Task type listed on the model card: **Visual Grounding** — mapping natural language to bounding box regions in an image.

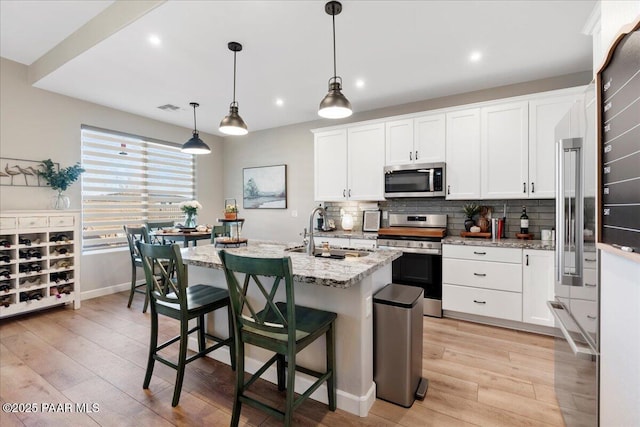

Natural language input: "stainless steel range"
[377,213,447,317]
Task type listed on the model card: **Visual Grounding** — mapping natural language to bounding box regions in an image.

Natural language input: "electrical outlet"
[291,210,298,217]
[366,295,372,318]
[382,211,389,220]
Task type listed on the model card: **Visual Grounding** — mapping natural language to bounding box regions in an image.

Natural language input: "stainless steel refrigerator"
[548,83,599,427]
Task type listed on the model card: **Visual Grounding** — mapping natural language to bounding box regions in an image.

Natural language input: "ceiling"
[0,0,596,137]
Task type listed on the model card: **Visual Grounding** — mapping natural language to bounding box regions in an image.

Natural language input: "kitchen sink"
[285,246,371,258]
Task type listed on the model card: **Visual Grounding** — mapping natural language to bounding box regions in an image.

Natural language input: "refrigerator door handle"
[547,300,596,360]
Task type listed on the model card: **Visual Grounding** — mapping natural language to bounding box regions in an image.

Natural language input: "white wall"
[595,4,640,425]
[0,57,225,293]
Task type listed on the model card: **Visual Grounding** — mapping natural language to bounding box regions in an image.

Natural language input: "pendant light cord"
[332,11,337,79]
[233,51,237,104]
[192,104,198,133]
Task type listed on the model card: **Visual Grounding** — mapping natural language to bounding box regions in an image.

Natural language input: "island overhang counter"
[181,240,401,417]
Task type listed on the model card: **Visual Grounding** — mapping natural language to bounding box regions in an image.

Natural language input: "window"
[81,126,195,252]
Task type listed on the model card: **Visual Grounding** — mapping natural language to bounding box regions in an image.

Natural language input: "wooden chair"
[219,250,337,426]
[211,224,231,244]
[147,220,176,245]
[138,242,235,407]
[124,225,151,312]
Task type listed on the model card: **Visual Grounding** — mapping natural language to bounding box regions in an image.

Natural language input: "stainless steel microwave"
[384,162,446,198]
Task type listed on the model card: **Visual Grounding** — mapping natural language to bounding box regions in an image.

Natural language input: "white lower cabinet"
[522,249,555,327]
[443,244,557,328]
[443,244,522,322]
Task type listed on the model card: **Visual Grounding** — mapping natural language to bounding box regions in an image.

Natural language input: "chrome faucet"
[307,206,327,255]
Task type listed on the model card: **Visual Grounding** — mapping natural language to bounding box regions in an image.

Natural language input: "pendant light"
[181,102,211,154]
[318,1,352,119]
[219,41,248,135]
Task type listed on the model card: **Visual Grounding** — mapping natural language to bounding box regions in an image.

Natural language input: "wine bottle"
[1,295,11,307]
[0,269,11,279]
[0,255,10,263]
[19,237,31,246]
[0,282,11,292]
[0,239,11,248]
[520,206,529,234]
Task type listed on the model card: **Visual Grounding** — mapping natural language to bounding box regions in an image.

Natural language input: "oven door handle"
[547,300,597,360]
[378,245,442,255]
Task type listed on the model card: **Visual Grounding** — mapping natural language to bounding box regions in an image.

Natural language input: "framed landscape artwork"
[243,165,287,209]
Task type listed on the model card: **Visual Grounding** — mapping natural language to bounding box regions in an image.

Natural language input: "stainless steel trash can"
[373,283,428,407]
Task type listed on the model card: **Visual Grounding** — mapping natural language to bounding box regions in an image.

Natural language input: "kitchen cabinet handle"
[523,182,526,193]
[343,189,346,198]
[409,151,413,161]
[526,254,529,266]
[585,258,596,262]
[415,150,419,160]
[473,272,486,277]
[585,283,597,287]
[587,315,597,320]
[447,185,450,195]
[473,251,486,255]
[348,189,351,197]
[473,300,486,304]
[531,182,535,193]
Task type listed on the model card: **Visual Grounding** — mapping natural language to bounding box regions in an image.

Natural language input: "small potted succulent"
[462,203,480,232]
[224,204,238,220]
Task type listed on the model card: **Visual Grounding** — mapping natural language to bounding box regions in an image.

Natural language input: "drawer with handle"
[0,217,17,231]
[18,216,48,229]
[443,258,522,292]
[443,244,522,263]
[49,216,75,228]
[443,284,522,321]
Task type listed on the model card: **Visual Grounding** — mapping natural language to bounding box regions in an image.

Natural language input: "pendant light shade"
[219,42,248,136]
[182,102,211,154]
[318,1,352,119]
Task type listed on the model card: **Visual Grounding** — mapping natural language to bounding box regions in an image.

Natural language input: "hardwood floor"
[0,292,564,426]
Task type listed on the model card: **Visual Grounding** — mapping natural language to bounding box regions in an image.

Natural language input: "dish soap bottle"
[520,206,529,234]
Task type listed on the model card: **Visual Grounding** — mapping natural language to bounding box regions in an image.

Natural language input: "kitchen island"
[181,240,401,417]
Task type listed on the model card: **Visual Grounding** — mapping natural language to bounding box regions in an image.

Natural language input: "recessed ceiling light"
[148,34,161,46]
[275,98,284,107]
[469,51,482,62]
[355,79,365,88]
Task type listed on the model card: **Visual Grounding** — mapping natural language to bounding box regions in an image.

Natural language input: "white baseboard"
[80,281,139,301]
[188,337,376,417]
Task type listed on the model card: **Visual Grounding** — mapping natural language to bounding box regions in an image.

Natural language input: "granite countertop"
[313,230,378,240]
[443,236,555,251]
[181,240,401,288]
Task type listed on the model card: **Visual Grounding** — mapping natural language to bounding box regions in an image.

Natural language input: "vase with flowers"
[37,159,85,209]
[179,200,202,228]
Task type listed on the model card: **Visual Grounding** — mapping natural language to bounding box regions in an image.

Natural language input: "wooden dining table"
[150,230,212,247]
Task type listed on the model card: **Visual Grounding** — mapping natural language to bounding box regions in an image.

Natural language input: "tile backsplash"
[323,199,555,239]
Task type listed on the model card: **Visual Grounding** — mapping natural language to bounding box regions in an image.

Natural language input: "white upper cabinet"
[385,119,414,165]
[385,114,445,166]
[446,108,481,199]
[314,124,385,202]
[529,92,583,198]
[481,101,529,199]
[314,129,348,201]
[347,123,386,201]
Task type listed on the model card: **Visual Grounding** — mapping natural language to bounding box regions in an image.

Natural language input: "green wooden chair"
[219,250,337,427]
[124,225,151,312]
[138,242,235,407]
[211,224,231,244]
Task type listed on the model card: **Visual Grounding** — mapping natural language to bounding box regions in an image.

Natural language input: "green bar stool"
[123,225,151,312]
[138,242,235,407]
[219,250,337,427]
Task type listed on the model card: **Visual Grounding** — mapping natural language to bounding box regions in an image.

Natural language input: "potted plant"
[224,204,238,220]
[462,203,480,232]
[179,200,202,228]
[37,159,85,209]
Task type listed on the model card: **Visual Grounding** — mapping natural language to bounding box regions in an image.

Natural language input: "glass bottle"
[520,206,529,234]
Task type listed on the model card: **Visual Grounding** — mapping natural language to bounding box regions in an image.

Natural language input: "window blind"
[81,127,195,252]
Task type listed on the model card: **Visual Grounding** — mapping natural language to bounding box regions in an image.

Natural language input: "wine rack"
[0,211,80,318]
